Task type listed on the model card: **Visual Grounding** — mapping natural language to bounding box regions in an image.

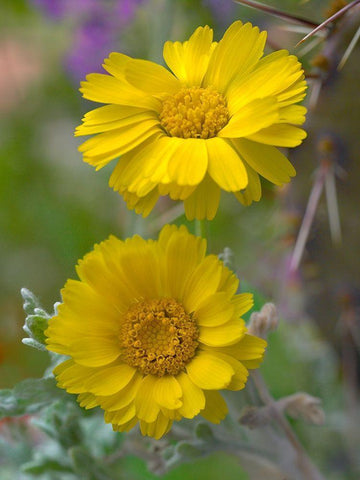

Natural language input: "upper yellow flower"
[45,225,266,439]
[76,21,307,219]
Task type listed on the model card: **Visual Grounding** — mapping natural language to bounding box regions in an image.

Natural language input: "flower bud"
[248,303,279,338]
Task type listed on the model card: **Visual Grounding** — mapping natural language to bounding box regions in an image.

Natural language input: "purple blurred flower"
[31,0,97,19]
[203,0,236,25]
[30,0,145,81]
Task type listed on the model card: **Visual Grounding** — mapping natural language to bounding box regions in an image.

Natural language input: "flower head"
[76,21,307,219]
[45,225,266,439]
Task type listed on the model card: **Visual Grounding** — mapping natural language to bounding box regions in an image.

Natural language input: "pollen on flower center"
[159,86,229,139]
[119,298,199,376]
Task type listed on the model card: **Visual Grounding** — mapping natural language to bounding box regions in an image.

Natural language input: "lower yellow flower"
[45,225,266,439]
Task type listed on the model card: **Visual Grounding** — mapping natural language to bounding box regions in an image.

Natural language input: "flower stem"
[251,370,326,480]
[195,219,207,239]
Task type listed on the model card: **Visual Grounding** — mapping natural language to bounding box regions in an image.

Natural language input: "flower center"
[119,298,199,376]
[159,86,229,139]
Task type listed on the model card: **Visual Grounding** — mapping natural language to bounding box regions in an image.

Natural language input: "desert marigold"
[45,225,266,439]
[75,20,307,220]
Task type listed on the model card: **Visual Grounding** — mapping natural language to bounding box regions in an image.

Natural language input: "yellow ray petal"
[97,373,142,412]
[218,97,279,138]
[183,255,223,312]
[78,118,160,158]
[206,137,248,191]
[248,124,307,147]
[186,351,234,389]
[234,163,262,206]
[54,359,93,394]
[232,293,254,317]
[101,52,130,79]
[219,334,267,362]
[69,336,121,367]
[104,403,136,425]
[198,318,246,347]
[232,138,296,185]
[196,291,235,327]
[125,58,181,95]
[217,265,239,297]
[184,174,221,221]
[210,352,248,391]
[134,375,160,423]
[80,73,161,110]
[84,364,136,395]
[167,138,208,186]
[153,376,183,409]
[140,412,173,439]
[161,225,206,299]
[176,372,205,418]
[120,188,160,217]
[227,51,304,113]
[163,25,214,86]
[204,21,266,93]
[77,392,99,409]
[200,390,228,423]
[75,111,156,137]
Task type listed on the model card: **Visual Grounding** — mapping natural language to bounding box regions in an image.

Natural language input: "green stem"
[194,219,207,239]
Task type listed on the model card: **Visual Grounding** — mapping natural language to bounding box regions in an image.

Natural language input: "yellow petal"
[232,138,296,185]
[234,163,262,206]
[200,390,228,423]
[159,182,196,200]
[69,336,121,367]
[163,25,214,86]
[54,359,93,394]
[84,364,136,395]
[184,174,221,221]
[134,375,160,423]
[112,135,177,193]
[196,291,235,327]
[120,188,160,217]
[248,124,307,147]
[199,318,246,347]
[218,97,279,138]
[80,73,161,110]
[76,104,145,131]
[139,412,173,439]
[112,417,138,432]
[206,137,248,191]
[210,352,248,391]
[77,393,99,409]
[167,138,208,186]
[227,50,304,113]
[204,21,266,93]
[232,293,254,317]
[217,265,239,297]
[177,372,205,419]
[162,225,206,299]
[97,373,142,412]
[279,105,307,125]
[101,52,129,79]
[186,351,234,389]
[219,334,267,364]
[125,58,181,95]
[78,117,160,158]
[153,376,182,409]
[104,403,136,425]
[183,255,223,312]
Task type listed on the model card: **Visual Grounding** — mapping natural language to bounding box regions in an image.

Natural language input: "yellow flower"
[76,21,307,220]
[45,225,266,439]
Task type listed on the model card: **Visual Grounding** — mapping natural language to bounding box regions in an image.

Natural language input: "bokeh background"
[1,0,359,478]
